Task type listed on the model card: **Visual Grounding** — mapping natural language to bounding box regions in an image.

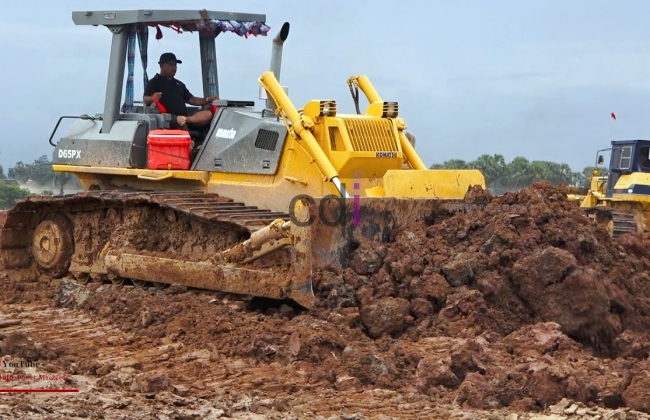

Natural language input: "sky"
[2,0,650,173]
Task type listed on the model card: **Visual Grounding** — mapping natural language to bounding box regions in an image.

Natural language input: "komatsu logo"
[215,128,237,140]
[58,149,81,159]
[376,151,397,158]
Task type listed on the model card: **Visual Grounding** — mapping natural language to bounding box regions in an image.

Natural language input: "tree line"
[430,154,595,195]
[0,155,82,209]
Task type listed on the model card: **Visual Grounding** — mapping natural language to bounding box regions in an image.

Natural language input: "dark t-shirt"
[144,74,194,115]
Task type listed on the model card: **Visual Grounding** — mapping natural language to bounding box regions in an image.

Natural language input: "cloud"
[3,0,650,176]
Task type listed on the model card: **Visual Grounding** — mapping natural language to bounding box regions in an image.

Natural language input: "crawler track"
[584,206,644,239]
[0,191,292,293]
[608,210,642,238]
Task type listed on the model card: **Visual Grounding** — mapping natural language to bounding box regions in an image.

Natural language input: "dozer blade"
[366,169,486,200]
[290,196,457,276]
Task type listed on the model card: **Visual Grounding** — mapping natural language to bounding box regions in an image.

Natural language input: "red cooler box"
[147,129,192,170]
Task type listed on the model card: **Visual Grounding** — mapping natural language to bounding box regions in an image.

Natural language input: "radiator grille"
[341,118,398,151]
[254,129,279,151]
[328,127,338,151]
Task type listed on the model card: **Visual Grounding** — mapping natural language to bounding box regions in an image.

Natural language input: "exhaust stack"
[266,22,290,111]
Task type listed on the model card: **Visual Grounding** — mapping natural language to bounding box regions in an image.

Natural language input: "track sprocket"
[31,212,75,278]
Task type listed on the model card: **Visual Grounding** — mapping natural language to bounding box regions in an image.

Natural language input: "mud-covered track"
[583,206,644,239]
[609,210,642,238]
[0,191,294,297]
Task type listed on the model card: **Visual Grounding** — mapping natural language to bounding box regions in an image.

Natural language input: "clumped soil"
[3,182,650,416]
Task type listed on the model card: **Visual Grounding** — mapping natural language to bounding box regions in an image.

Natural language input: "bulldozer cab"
[604,140,650,197]
[606,140,650,173]
[49,9,271,169]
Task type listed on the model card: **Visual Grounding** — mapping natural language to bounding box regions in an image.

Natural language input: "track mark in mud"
[0,302,465,419]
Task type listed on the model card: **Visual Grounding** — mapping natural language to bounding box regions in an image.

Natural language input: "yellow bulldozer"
[0,8,485,309]
[567,140,650,238]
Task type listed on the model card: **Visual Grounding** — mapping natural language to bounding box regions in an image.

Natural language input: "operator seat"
[152,100,218,151]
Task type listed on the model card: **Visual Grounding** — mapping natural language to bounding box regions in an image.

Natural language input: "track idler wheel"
[31,212,74,278]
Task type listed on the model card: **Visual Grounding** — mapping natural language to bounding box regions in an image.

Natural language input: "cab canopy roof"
[73,8,273,133]
[72,9,270,37]
[611,140,650,146]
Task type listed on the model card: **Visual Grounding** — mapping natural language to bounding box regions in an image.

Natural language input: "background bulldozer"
[0,8,485,309]
[568,140,650,238]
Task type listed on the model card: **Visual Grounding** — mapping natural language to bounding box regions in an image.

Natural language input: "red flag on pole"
[611,112,617,120]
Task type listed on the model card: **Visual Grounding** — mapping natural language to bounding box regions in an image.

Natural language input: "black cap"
[158,52,182,64]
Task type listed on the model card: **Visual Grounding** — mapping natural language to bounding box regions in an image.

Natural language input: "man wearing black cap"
[143,52,218,128]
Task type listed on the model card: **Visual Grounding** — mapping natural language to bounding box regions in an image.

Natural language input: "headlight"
[366,101,399,118]
[303,100,337,118]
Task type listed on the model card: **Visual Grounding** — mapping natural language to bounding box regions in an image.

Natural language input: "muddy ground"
[2,182,650,419]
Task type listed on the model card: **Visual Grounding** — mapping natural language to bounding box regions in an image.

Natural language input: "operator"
[143,52,218,129]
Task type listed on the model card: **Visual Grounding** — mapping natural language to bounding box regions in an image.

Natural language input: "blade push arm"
[259,71,350,197]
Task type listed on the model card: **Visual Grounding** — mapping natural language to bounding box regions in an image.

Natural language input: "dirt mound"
[316,182,650,352]
[3,182,650,414]
[307,181,650,410]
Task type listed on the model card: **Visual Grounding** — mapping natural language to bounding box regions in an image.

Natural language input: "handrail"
[48,114,100,147]
[346,75,383,105]
[137,173,174,181]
